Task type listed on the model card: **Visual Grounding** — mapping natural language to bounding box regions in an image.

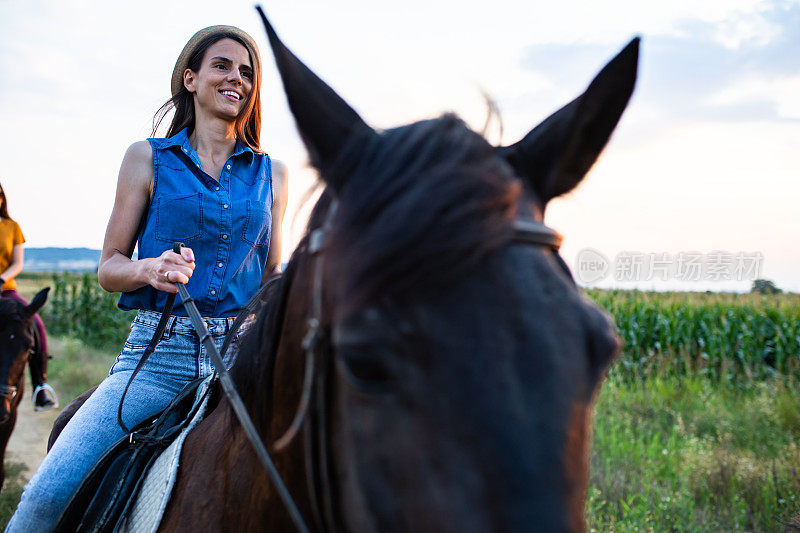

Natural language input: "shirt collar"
[160,127,190,151]
[165,128,256,161]
[232,138,256,161]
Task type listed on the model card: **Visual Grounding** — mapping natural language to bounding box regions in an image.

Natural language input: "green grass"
[0,462,27,524]
[47,337,119,405]
[588,375,800,531]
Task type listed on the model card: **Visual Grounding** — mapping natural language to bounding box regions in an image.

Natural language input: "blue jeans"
[5,310,236,532]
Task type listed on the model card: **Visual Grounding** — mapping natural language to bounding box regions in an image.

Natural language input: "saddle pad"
[120,375,214,533]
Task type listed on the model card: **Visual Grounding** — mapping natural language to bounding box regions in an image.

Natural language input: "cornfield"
[587,289,800,382]
[41,273,136,348]
[34,273,800,383]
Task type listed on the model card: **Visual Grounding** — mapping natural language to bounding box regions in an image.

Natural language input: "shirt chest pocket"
[155,193,203,243]
[241,200,271,247]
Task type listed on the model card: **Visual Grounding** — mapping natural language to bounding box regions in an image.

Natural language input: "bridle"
[0,377,21,403]
[168,198,563,533]
[283,198,564,531]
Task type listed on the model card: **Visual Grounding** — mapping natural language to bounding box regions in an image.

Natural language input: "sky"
[0,0,798,292]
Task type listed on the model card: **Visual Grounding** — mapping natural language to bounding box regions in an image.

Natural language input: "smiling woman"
[4,24,288,531]
[155,26,263,153]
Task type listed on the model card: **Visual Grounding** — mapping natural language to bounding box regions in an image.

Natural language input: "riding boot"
[29,351,58,411]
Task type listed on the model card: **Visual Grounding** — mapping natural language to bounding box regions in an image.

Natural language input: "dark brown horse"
[0,287,48,489]
[160,14,636,532]
[53,13,638,532]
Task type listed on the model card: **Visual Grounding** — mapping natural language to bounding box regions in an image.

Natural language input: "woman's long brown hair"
[0,182,10,219]
[152,32,263,152]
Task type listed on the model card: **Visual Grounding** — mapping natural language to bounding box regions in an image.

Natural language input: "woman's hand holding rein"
[146,247,195,293]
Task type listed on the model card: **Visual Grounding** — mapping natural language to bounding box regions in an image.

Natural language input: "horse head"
[239,11,636,531]
[0,287,48,424]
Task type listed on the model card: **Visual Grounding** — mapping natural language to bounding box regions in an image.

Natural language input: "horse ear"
[257,7,376,193]
[24,287,49,317]
[498,38,639,208]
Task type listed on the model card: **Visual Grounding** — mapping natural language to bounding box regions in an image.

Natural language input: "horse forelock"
[0,299,20,318]
[0,304,26,339]
[326,113,521,314]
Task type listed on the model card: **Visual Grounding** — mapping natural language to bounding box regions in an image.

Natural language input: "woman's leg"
[28,339,57,411]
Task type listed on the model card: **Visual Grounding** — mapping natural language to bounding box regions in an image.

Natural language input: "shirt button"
[215,186,220,191]
[210,290,216,296]
[222,234,228,240]
[226,164,231,170]
[218,262,224,268]
[223,204,229,209]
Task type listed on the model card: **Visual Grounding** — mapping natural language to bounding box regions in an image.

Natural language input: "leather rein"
[116,243,310,532]
[124,208,562,532]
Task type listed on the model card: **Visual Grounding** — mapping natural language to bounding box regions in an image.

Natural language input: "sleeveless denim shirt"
[118,128,272,317]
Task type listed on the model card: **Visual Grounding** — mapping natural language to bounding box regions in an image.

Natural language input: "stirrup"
[33,383,59,412]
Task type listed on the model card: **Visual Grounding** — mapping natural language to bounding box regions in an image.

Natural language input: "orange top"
[0,218,25,291]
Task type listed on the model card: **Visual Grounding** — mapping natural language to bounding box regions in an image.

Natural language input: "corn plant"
[41,273,136,348]
[586,289,800,382]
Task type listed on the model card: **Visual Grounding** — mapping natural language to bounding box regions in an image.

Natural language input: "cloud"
[518,0,800,124]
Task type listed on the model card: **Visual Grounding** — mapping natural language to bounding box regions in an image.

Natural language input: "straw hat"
[171,25,261,96]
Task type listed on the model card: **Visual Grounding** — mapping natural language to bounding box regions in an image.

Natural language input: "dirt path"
[5,379,61,483]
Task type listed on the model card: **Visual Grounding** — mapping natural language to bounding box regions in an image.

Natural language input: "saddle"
[54,375,216,532]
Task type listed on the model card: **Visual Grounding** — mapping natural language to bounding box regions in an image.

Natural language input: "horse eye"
[9,334,14,340]
[338,351,393,389]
